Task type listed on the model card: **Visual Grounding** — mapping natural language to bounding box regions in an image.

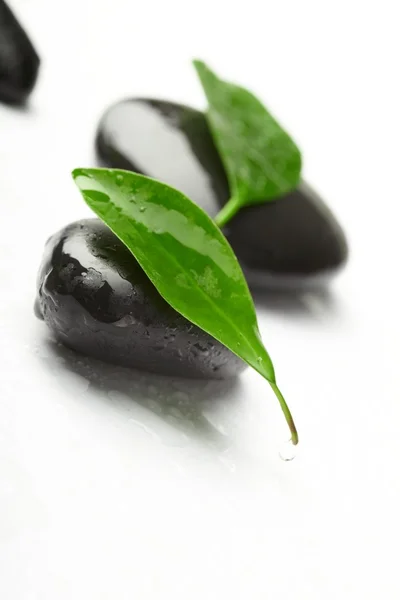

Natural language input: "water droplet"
[32,344,50,358]
[257,357,263,364]
[171,390,189,403]
[169,406,183,419]
[113,314,136,328]
[147,399,161,413]
[279,440,297,462]
[192,342,209,355]
[128,418,160,441]
[115,174,124,186]
[218,453,237,473]
[164,332,175,341]
[139,206,146,213]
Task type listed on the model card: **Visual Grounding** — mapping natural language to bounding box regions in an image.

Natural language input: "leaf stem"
[269,382,299,445]
[214,196,241,228]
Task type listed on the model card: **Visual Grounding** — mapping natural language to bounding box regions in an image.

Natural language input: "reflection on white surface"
[1,282,399,599]
[40,337,244,455]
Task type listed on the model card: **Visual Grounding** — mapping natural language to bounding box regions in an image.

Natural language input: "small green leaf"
[193,60,302,227]
[72,167,298,445]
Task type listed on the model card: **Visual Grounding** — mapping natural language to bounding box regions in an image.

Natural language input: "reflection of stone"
[0,0,40,104]
[40,338,245,454]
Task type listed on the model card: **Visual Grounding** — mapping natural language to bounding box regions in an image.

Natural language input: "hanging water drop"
[279,439,297,462]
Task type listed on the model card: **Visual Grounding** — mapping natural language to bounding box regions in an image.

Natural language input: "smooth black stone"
[96,98,348,290]
[35,219,246,380]
[0,0,40,104]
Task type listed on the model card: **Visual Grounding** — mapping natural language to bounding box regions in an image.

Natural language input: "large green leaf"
[193,60,302,227]
[73,168,298,444]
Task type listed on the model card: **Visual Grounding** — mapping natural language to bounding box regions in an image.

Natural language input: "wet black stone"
[96,98,348,290]
[35,219,246,379]
[0,0,40,104]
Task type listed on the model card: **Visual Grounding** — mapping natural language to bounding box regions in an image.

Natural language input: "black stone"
[96,98,348,290]
[0,0,40,104]
[35,219,246,379]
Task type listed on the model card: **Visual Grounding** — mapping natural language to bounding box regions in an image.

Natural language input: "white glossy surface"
[1,0,399,598]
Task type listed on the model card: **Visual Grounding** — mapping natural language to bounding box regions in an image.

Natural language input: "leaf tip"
[192,58,204,70]
[72,167,87,181]
[192,59,210,79]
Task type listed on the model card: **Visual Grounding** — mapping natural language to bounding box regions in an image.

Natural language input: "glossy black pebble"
[0,0,40,104]
[96,99,348,290]
[35,219,246,379]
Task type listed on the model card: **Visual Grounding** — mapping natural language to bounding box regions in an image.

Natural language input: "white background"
[1,0,400,598]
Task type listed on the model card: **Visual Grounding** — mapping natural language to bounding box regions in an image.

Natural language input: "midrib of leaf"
[210,114,296,197]
[241,154,292,197]
[127,226,287,437]
[135,229,269,377]
[87,193,272,380]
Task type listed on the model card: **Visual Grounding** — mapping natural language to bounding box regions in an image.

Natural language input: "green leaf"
[72,167,298,445]
[193,60,302,227]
